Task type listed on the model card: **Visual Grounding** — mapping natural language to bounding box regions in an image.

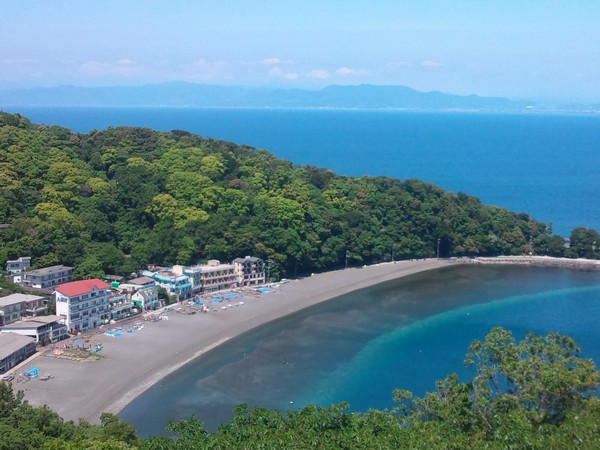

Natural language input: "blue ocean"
[4,107,600,435]
[6,107,600,235]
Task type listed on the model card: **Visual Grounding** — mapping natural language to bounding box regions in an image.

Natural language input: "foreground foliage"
[2,112,595,279]
[2,328,599,449]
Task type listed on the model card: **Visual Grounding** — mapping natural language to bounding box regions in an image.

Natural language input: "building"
[131,287,160,311]
[5,257,31,283]
[22,265,74,289]
[144,269,193,300]
[117,276,160,312]
[0,293,46,326]
[108,293,135,321]
[55,279,111,333]
[0,315,67,344]
[126,276,156,289]
[173,265,203,293]
[233,256,266,286]
[0,332,36,374]
[195,260,236,293]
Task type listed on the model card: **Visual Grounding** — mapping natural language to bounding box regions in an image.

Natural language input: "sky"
[1,1,600,101]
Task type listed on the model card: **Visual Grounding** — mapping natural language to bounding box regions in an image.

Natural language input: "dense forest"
[0,112,598,279]
[1,327,599,449]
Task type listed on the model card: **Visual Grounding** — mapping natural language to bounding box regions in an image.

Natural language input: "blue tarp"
[23,368,40,378]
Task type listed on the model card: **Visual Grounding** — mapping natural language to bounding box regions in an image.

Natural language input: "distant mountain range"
[0,82,537,111]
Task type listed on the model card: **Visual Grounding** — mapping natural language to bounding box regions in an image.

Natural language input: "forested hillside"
[0,112,592,278]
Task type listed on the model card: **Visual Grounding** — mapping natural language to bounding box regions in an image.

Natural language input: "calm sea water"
[118,265,600,436]
[5,107,600,235]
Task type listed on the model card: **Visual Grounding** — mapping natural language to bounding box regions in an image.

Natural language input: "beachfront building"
[0,315,67,344]
[0,332,36,374]
[233,256,266,287]
[125,276,156,289]
[0,293,47,326]
[143,268,193,300]
[118,276,160,311]
[108,293,135,321]
[194,260,236,292]
[173,265,203,293]
[5,256,31,283]
[22,265,74,289]
[131,287,160,311]
[55,279,111,333]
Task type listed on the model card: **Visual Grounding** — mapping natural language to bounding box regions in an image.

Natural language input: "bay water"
[118,265,600,436]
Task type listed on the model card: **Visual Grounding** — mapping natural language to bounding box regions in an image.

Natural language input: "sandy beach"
[13,258,452,423]
[11,256,600,424]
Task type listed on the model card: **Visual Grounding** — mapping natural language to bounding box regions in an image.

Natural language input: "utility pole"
[266,259,273,282]
[345,250,349,269]
[437,238,441,259]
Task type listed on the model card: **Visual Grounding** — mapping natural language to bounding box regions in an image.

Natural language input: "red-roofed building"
[55,279,111,333]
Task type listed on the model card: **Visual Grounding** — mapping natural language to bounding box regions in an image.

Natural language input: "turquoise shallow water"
[118,265,600,436]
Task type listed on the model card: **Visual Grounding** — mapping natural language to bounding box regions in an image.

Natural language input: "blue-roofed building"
[144,268,193,300]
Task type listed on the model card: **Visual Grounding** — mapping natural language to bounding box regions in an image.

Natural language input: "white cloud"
[421,60,443,67]
[182,58,231,81]
[268,66,334,81]
[79,59,143,77]
[260,57,294,66]
[335,66,370,77]
[387,61,412,68]
[306,69,330,79]
[269,67,299,80]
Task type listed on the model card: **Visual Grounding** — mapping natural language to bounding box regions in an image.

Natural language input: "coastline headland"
[12,256,599,424]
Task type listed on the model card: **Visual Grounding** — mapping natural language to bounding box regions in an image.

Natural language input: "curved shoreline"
[15,256,600,423]
[18,259,450,423]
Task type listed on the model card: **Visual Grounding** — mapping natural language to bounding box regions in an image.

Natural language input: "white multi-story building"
[22,265,74,289]
[1,315,67,344]
[233,256,266,286]
[5,257,31,283]
[0,293,46,326]
[118,276,160,311]
[55,279,111,333]
[131,287,160,311]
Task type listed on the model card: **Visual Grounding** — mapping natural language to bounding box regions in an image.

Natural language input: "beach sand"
[14,259,450,424]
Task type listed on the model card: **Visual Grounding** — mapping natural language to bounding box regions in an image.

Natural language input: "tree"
[394,327,600,438]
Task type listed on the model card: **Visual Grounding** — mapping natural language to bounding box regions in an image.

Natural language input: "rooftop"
[0,293,45,307]
[1,315,64,330]
[7,256,31,264]
[154,271,189,282]
[55,279,110,297]
[233,256,262,263]
[25,265,74,277]
[0,332,35,360]
[128,276,155,285]
[133,288,156,299]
